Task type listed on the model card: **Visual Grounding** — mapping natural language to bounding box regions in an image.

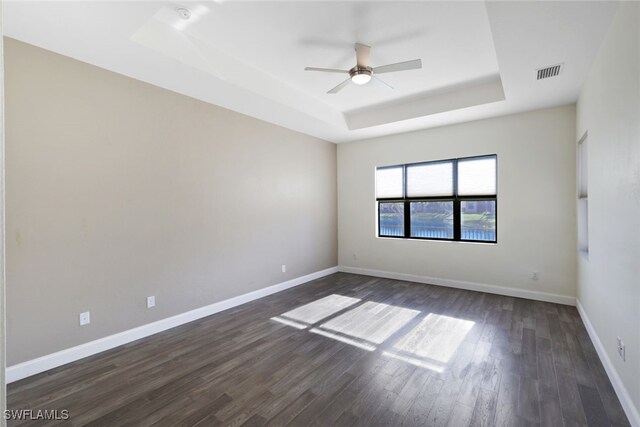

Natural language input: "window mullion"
[403,165,409,238]
[403,164,407,198]
[404,201,410,238]
[377,202,381,237]
[453,199,461,240]
[453,160,460,241]
[453,159,459,198]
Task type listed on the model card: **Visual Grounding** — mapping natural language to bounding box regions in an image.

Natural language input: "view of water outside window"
[380,200,496,241]
[379,203,404,236]
[409,201,453,239]
[461,200,496,241]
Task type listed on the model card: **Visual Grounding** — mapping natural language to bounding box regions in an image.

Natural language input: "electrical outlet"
[79,311,90,326]
[532,271,539,281]
[281,264,286,273]
[353,253,358,260]
[147,296,156,308]
[617,337,626,361]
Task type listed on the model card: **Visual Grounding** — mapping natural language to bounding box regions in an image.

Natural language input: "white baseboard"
[576,300,640,427]
[338,266,576,306]
[6,266,338,383]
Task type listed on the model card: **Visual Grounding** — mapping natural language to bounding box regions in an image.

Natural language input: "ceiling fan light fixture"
[350,67,372,85]
[351,73,372,85]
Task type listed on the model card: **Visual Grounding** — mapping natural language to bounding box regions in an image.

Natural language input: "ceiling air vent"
[536,64,563,80]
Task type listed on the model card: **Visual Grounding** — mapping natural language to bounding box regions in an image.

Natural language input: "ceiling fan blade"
[305,67,349,74]
[373,59,422,74]
[370,76,393,91]
[355,43,371,67]
[327,78,352,94]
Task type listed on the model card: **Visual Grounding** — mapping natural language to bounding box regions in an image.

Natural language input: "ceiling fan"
[305,43,422,94]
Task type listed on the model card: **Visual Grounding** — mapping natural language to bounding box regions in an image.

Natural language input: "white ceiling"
[4,1,619,143]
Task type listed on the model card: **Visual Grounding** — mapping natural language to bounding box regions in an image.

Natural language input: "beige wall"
[576,1,640,419]
[338,105,577,299]
[4,38,337,365]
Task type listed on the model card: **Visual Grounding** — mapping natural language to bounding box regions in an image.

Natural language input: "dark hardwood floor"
[7,273,630,426]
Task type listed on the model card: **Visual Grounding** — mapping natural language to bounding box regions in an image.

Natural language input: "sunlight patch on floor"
[270,316,308,329]
[382,350,446,373]
[271,295,473,372]
[392,313,475,363]
[320,301,420,344]
[279,294,361,325]
[310,328,376,351]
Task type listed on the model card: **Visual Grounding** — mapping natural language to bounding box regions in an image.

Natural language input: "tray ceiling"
[4,1,619,143]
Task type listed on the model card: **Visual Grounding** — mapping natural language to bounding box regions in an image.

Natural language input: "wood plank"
[517,377,541,423]
[578,383,611,427]
[470,387,497,427]
[494,372,520,427]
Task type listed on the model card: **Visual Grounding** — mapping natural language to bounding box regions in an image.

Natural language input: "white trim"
[5,266,338,383]
[576,300,640,427]
[338,266,576,306]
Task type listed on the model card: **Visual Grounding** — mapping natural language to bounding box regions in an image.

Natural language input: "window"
[376,155,497,243]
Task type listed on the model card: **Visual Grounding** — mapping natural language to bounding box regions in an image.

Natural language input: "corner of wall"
[576,300,640,426]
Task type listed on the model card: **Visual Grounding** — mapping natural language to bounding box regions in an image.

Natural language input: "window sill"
[376,235,497,245]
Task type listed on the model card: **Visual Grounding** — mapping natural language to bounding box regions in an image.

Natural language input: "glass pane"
[376,167,403,198]
[407,162,453,197]
[379,203,404,236]
[410,202,453,239]
[461,200,496,241]
[458,156,496,196]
